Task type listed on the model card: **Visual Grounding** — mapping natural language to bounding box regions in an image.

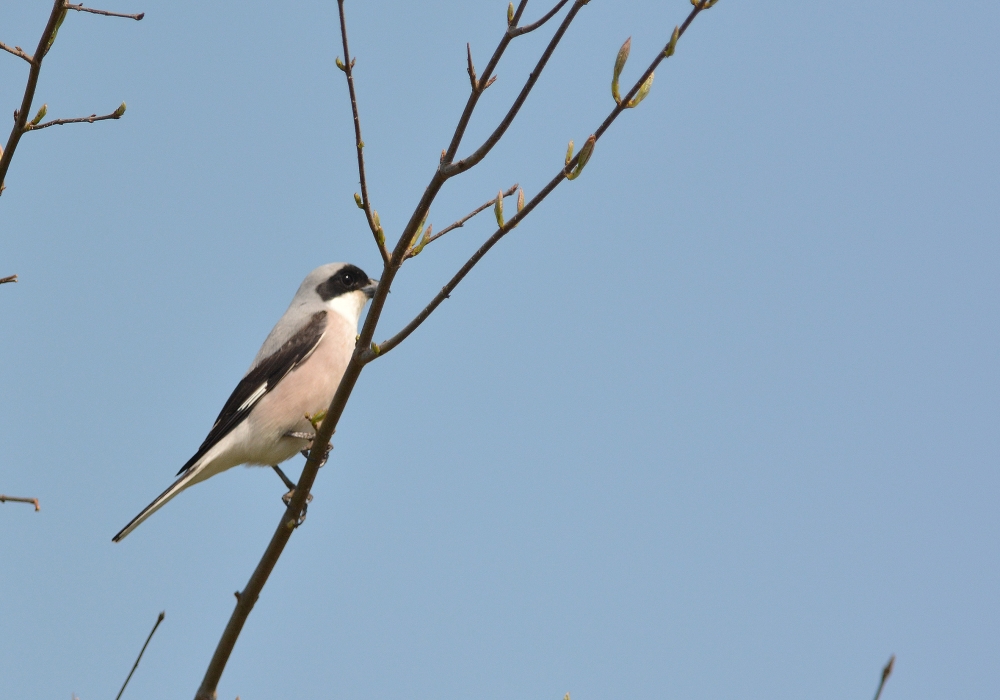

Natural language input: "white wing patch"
[238,382,268,412]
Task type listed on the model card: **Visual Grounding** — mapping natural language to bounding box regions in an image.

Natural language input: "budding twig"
[0,274,17,285]
[26,102,126,131]
[0,494,40,511]
[65,3,145,21]
[419,184,519,249]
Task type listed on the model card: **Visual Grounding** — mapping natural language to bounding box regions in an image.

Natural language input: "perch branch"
[194,3,718,697]
[0,274,17,285]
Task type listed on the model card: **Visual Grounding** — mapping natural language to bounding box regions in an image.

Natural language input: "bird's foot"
[284,431,315,441]
[298,442,332,467]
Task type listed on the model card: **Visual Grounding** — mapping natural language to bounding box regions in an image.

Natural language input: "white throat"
[325,291,368,328]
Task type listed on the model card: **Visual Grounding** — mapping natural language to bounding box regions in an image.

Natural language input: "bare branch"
[195,3,720,696]
[0,274,17,285]
[0,0,65,194]
[441,0,529,165]
[65,3,144,21]
[26,103,126,131]
[0,42,33,64]
[441,0,589,178]
[373,1,715,356]
[0,494,40,511]
[511,0,573,38]
[337,0,390,267]
[115,611,164,700]
[872,655,895,700]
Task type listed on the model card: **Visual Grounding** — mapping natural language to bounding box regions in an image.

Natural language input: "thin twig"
[65,3,144,21]
[115,611,165,700]
[0,494,40,511]
[373,2,714,357]
[0,274,17,285]
[441,0,529,164]
[27,107,125,131]
[872,655,895,700]
[337,0,390,266]
[421,184,518,247]
[511,0,573,37]
[0,0,65,194]
[0,42,33,63]
[442,0,589,178]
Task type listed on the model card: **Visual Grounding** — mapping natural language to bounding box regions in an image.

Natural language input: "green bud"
[29,104,47,126]
[354,193,364,208]
[371,342,381,355]
[566,135,596,181]
[335,56,346,71]
[612,37,631,105]
[565,140,574,166]
[507,2,514,24]
[112,101,126,118]
[494,190,505,229]
[664,26,680,58]
[626,73,654,109]
[517,188,525,213]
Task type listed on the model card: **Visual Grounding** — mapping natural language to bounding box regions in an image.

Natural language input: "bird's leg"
[271,464,314,508]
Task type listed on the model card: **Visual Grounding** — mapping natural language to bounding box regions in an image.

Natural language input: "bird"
[112,263,377,542]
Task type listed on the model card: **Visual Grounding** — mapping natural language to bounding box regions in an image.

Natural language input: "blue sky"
[1,1,998,698]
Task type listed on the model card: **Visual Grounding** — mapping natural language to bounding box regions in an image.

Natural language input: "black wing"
[176,310,328,475]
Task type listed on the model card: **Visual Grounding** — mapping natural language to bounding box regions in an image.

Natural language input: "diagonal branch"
[26,103,126,131]
[0,0,65,194]
[372,1,715,357]
[441,0,588,178]
[872,655,895,700]
[337,0,390,266]
[0,274,17,285]
[65,3,144,21]
[194,3,719,697]
[0,42,33,63]
[115,611,164,700]
[0,494,40,510]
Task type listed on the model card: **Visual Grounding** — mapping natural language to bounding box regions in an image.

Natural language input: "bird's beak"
[362,278,379,299]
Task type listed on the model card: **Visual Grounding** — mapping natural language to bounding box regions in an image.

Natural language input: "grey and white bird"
[113,263,377,542]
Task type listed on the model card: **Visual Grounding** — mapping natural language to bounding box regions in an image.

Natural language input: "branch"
[195,3,719,696]
[337,0,390,267]
[872,655,895,700]
[409,184,518,257]
[441,0,588,178]
[0,494,40,511]
[374,1,715,357]
[65,3,144,21]
[25,103,127,131]
[115,611,164,700]
[0,42,33,63]
[0,274,17,285]
[511,0,573,37]
[0,0,65,194]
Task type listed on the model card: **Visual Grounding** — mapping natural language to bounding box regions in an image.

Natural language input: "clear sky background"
[1,1,998,698]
